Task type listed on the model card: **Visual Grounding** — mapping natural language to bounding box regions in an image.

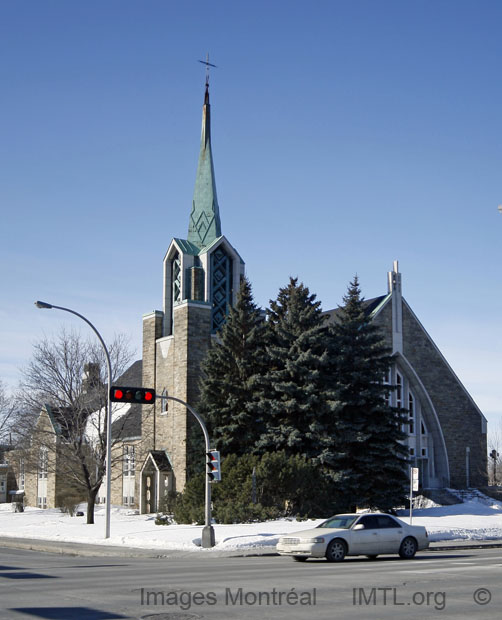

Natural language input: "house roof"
[113,359,142,387]
[42,404,74,437]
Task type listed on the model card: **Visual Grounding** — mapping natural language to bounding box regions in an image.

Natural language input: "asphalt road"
[0,546,501,620]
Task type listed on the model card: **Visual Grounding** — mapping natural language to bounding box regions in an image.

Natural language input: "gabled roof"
[324,294,390,323]
[142,450,172,472]
[172,238,201,256]
[171,235,245,266]
[40,404,87,440]
[199,235,245,265]
[41,404,68,436]
[113,359,142,387]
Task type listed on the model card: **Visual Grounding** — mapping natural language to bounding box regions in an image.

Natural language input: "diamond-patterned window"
[169,251,182,334]
[172,252,182,305]
[210,247,232,332]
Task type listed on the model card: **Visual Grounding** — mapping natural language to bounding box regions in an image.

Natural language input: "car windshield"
[317,515,358,529]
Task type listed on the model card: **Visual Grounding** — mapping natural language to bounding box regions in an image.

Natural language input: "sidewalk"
[1,535,502,558]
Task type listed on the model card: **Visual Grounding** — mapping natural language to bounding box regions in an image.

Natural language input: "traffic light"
[110,386,155,404]
[206,450,221,482]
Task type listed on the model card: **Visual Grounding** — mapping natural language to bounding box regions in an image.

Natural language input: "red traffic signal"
[206,450,221,482]
[110,386,155,404]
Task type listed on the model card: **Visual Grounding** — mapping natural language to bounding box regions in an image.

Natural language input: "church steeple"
[187,79,222,248]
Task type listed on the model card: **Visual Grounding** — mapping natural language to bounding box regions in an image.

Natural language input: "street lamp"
[35,301,113,539]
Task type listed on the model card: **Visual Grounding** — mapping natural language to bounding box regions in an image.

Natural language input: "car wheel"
[293,556,308,562]
[325,539,347,562]
[399,536,418,559]
[366,555,378,560]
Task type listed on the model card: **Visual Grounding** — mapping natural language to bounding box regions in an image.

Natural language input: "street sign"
[411,467,419,492]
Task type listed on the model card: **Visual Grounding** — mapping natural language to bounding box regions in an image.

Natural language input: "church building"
[113,79,487,512]
[4,76,487,510]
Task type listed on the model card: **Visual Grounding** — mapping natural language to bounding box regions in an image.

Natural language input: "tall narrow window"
[210,247,233,332]
[172,252,182,305]
[408,392,415,434]
[38,447,48,479]
[396,373,402,409]
[123,445,136,507]
[123,446,135,477]
[383,369,391,406]
[170,252,182,335]
[160,388,168,415]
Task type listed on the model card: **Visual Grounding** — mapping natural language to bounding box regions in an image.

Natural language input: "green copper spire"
[187,81,222,248]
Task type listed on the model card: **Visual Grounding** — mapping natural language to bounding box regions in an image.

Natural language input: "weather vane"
[198,53,217,87]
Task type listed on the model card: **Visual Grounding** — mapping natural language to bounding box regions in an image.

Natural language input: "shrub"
[56,492,83,517]
[172,451,340,524]
[172,473,206,525]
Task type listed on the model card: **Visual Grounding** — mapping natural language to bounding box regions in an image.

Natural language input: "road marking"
[405,564,500,574]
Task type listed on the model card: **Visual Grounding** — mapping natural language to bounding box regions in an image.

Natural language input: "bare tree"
[0,379,17,445]
[17,328,136,523]
[488,419,502,486]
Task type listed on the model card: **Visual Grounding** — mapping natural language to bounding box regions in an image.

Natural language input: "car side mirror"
[353,523,365,530]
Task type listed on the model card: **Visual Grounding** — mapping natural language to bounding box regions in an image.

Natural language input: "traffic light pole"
[157,394,215,548]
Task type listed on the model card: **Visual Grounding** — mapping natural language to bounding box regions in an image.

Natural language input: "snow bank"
[1,498,502,551]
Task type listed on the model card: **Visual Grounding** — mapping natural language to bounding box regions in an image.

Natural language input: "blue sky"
[1,1,501,434]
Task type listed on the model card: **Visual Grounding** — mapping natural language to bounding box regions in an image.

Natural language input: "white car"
[277,513,429,562]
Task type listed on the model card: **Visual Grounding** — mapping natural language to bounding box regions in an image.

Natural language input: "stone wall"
[373,299,487,487]
[143,301,212,492]
[400,302,487,487]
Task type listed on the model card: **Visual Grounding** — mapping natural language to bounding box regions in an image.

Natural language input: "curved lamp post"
[35,301,113,539]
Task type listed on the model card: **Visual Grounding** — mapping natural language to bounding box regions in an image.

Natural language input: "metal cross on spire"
[198,53,217,87]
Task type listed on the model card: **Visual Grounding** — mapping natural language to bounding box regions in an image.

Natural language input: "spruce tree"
[329,276,408,512]
[197,277,266,455]
[251,277,338,461]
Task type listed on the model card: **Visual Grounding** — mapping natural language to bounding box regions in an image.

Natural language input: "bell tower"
[140,76,245,496]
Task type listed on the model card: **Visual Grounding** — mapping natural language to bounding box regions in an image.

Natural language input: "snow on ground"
[1,495,502,552]
[396,496,502,542]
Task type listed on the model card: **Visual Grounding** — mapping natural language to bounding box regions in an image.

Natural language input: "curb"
[428,541,502,551]
[1,537,502,558]
[0,537,279,559]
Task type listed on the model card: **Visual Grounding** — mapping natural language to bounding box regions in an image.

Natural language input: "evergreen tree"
[251,277,338,461]
[329,277,408,511]
[197,277,266,456]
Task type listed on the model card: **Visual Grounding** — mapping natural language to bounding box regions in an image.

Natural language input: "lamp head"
[34,301,53,309]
